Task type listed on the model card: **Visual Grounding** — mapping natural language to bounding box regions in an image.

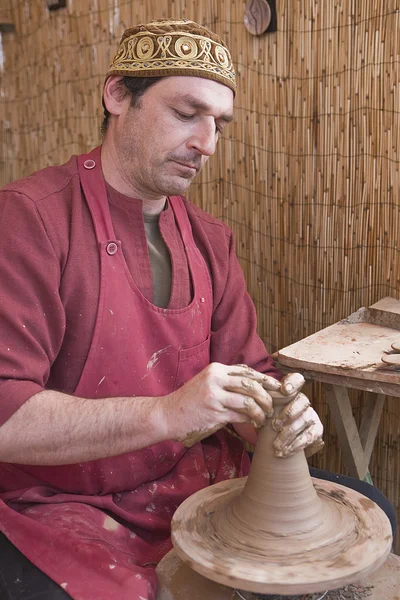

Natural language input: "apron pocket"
[173,335,211,389]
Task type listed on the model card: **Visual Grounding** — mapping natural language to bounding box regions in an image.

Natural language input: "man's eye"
[175,110,194,121]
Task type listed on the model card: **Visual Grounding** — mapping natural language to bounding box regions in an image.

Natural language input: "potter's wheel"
[171,391,392,596]
[234,591,328,600]
[157,549,400,599]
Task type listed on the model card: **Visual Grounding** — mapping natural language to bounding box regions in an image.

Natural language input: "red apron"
[0,147,250,600]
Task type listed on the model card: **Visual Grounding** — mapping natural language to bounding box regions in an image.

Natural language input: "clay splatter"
[103,516,120,531]
[145,346,171,373]
[147,347,170,370]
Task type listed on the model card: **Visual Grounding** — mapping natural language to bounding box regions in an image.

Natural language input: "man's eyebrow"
[178,94,234,123]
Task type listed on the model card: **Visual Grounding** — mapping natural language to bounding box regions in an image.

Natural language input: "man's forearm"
[0,366,323,466]
[0,390,168,465]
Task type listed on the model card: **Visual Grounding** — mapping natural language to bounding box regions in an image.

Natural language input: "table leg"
[324,384,370,480]
[359,393,385,465]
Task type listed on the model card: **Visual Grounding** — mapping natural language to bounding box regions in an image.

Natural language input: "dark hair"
[101,76,163,138]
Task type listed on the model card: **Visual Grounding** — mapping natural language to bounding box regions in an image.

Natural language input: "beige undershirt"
[143,212,172,308]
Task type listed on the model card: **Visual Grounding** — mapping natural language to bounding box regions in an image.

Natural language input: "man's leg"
[0,533,71,600]
[309,466,397,536]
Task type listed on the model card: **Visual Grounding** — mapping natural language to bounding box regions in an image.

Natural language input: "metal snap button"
[83,159,96,169]
[106,242,118,255]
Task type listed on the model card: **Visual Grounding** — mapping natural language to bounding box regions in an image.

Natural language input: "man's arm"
[0,390,161,465]
[0,363,275,465]
[0,189,68,425]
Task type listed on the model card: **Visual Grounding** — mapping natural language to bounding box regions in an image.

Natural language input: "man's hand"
[162,363,278,446]
[162,365,324,458]
[233,369,324,458]
[270,373,324,458]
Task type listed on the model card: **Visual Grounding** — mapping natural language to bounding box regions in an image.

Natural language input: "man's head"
[102,19,235,200]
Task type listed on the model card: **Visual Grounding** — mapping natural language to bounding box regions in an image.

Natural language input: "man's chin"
[159,175,195,196]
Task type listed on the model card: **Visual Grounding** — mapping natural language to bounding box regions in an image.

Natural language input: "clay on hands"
[173,364,323,456]
[271,373,324,458]
[230,368,324,458]
[225,364,280,423]
[173,363,274,448]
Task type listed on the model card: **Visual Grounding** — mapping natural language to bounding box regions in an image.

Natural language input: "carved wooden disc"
[244,0,272,36]
[171,477,391,595]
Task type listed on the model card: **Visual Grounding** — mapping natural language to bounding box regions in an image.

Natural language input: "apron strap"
[78,146,116,242]
[168,196,196,249]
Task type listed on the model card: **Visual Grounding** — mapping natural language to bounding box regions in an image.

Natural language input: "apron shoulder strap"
[78,146,116,242]
[168,196,195,249]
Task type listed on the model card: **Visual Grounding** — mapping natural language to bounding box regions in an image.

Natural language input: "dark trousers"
[0,469,396,599]
[0,537,71,599]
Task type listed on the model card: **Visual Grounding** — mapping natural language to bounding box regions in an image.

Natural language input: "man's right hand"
[161,363,279,446]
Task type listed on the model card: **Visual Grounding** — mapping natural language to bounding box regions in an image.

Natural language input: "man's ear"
[103,76,129,116]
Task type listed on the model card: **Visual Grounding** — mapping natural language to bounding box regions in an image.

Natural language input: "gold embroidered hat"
[106,18,236,94]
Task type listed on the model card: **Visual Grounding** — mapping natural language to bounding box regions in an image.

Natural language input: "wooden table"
[274,297,400,481]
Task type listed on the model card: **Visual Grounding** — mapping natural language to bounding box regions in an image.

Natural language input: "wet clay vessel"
[168,391,392,596]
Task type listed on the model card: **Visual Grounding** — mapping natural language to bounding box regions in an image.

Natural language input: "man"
[0,18,390,600]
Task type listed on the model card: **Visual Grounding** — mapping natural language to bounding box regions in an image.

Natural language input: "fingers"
[280,372,305,396]
[304,437,325,458]
[225,395,266,427]
[171,363,281,443]
[272,392,310,432]
[169,363,323,457]
[229,365,281,392]
[274,427,315,458]
[261,375,282,392]
[273,406,324,457]
[224,375,274,422]
[277,428,324,458]
[227,365,279,421]
[273,411,314,456]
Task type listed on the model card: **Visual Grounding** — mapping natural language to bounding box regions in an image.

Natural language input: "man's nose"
[188,122,217,156]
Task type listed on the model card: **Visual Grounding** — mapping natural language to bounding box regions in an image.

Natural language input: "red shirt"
[0,153,280,425]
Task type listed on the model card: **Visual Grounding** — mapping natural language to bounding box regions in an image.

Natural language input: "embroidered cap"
[106,18,236,94]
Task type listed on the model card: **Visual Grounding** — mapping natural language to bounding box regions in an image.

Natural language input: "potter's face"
[114,76,234,199]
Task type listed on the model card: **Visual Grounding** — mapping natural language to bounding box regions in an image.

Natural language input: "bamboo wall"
[1,0,399,552]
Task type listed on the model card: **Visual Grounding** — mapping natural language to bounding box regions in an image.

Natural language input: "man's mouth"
[172,160,200,173]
